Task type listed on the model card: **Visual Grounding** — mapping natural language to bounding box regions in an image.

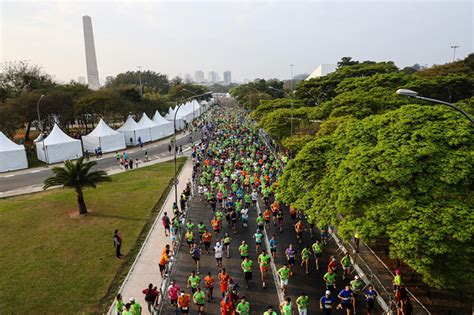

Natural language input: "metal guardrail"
[155,180,194,314]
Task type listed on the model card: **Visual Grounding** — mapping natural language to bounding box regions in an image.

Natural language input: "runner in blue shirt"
[319,290,335,315]
[337,285,354,315]
[364,285,378,315]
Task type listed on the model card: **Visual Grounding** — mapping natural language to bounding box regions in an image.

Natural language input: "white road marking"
[4,175,15,178]
[31,170,42,173]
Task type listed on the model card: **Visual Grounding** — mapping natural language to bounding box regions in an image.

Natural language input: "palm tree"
[43,157,111,215]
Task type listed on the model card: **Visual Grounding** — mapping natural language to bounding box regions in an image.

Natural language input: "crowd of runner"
[114,103,409,315]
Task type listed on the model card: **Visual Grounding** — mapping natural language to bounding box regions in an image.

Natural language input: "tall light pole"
[451,45,459,62]
[290,64,294,91]
[36,94,45,133]
[137,66,143,97]
[396,89,473,123]
[173,91,212,207]
[269,86,295,136]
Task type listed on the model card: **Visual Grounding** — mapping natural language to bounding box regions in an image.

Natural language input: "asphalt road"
[162,184,280,314]
[0,131,200,193]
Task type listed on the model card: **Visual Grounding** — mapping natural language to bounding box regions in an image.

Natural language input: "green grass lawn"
[0,158,186,314]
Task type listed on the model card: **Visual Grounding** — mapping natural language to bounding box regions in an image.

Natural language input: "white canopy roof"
[43,124,79,145]
[153,110,170,124]
[0,131,24,152]
[87,119,121,137]
[137,113,158,128]
[117,115,140,132]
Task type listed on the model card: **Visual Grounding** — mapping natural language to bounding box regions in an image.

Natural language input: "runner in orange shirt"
[204,271,215,302]
[211,216,221,237]
[271,202,280,226]
[220,293,234,315]
[159,249,170,277]
[294,219,304,244]
[178,291,191,314]
[202,228,212,254]
[218,268,230,298]
[263,208,271,225]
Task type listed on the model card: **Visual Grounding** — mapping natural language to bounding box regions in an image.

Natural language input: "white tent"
[36,124,83,164]
[117,115,151,146]
[164,107,185,130]
[0,131,28,172]
[153,110,174,137]
[137,113,163,141]
[81,119,126,153]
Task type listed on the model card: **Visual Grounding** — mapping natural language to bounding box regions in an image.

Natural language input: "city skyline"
[1,1,472,83]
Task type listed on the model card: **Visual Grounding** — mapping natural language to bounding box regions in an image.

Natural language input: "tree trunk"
[76,188,88,215]
[25,120,32,142]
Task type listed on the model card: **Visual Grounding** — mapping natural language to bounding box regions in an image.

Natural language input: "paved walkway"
[108,155,194,314]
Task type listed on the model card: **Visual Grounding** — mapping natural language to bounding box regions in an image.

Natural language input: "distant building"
[82,15,100,90]
[208,71,218,83]
[184,73,192,83]
[305,64,337,80]
[194,70,205,82]
[77,76,86,84]
[223,70,232,84]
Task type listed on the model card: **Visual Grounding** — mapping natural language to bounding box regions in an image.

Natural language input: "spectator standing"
[114,229,122,258]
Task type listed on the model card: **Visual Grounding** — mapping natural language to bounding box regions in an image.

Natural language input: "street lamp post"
[269,86,295,136]
[36,94,45,132]
[290,64,294,91]
[451,45,459,62]
[137,66,143,97]
[396,89,474,123]
[173,91,212,207]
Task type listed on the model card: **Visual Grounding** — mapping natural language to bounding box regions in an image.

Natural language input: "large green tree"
[278,104,473,288]
[105,70,170,95]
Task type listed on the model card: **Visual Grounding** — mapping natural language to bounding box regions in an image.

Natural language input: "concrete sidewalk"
[108,155,194,314]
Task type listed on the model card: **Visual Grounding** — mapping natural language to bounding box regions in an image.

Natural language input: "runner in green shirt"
[129,298,141,315]
[187,271,201,293]
[186,220,195,231]
[236,296,250,315]
[238,241,249,260]
[254,229,264,252]
[115,293,124,314]
[258,249,271,288]
[193,287,206,314]
[323,270,336,290]
[340,252,352,280]
[277,264,291,294]
[263,305,277,315]
[197,222,206,238]
[241,257,253,289]
[296,292,310,315]
[280,297,292,315]
[301,245,311,274]
[312,239,322,270]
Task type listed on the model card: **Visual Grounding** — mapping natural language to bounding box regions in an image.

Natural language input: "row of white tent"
[0,99,213,171]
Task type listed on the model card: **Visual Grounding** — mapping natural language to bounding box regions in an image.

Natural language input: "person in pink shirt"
[168,280,181,310]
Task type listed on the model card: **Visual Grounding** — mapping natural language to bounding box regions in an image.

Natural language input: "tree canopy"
[253,55,474,289]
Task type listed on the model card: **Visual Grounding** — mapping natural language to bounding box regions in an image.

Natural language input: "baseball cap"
[325,290,331,295]
[355,275,359,280]
[129,297,135,302]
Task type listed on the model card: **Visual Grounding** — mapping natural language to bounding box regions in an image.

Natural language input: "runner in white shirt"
[214,241,224,268]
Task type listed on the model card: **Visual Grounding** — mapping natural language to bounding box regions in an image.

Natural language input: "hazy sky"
[1,0,473,83]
